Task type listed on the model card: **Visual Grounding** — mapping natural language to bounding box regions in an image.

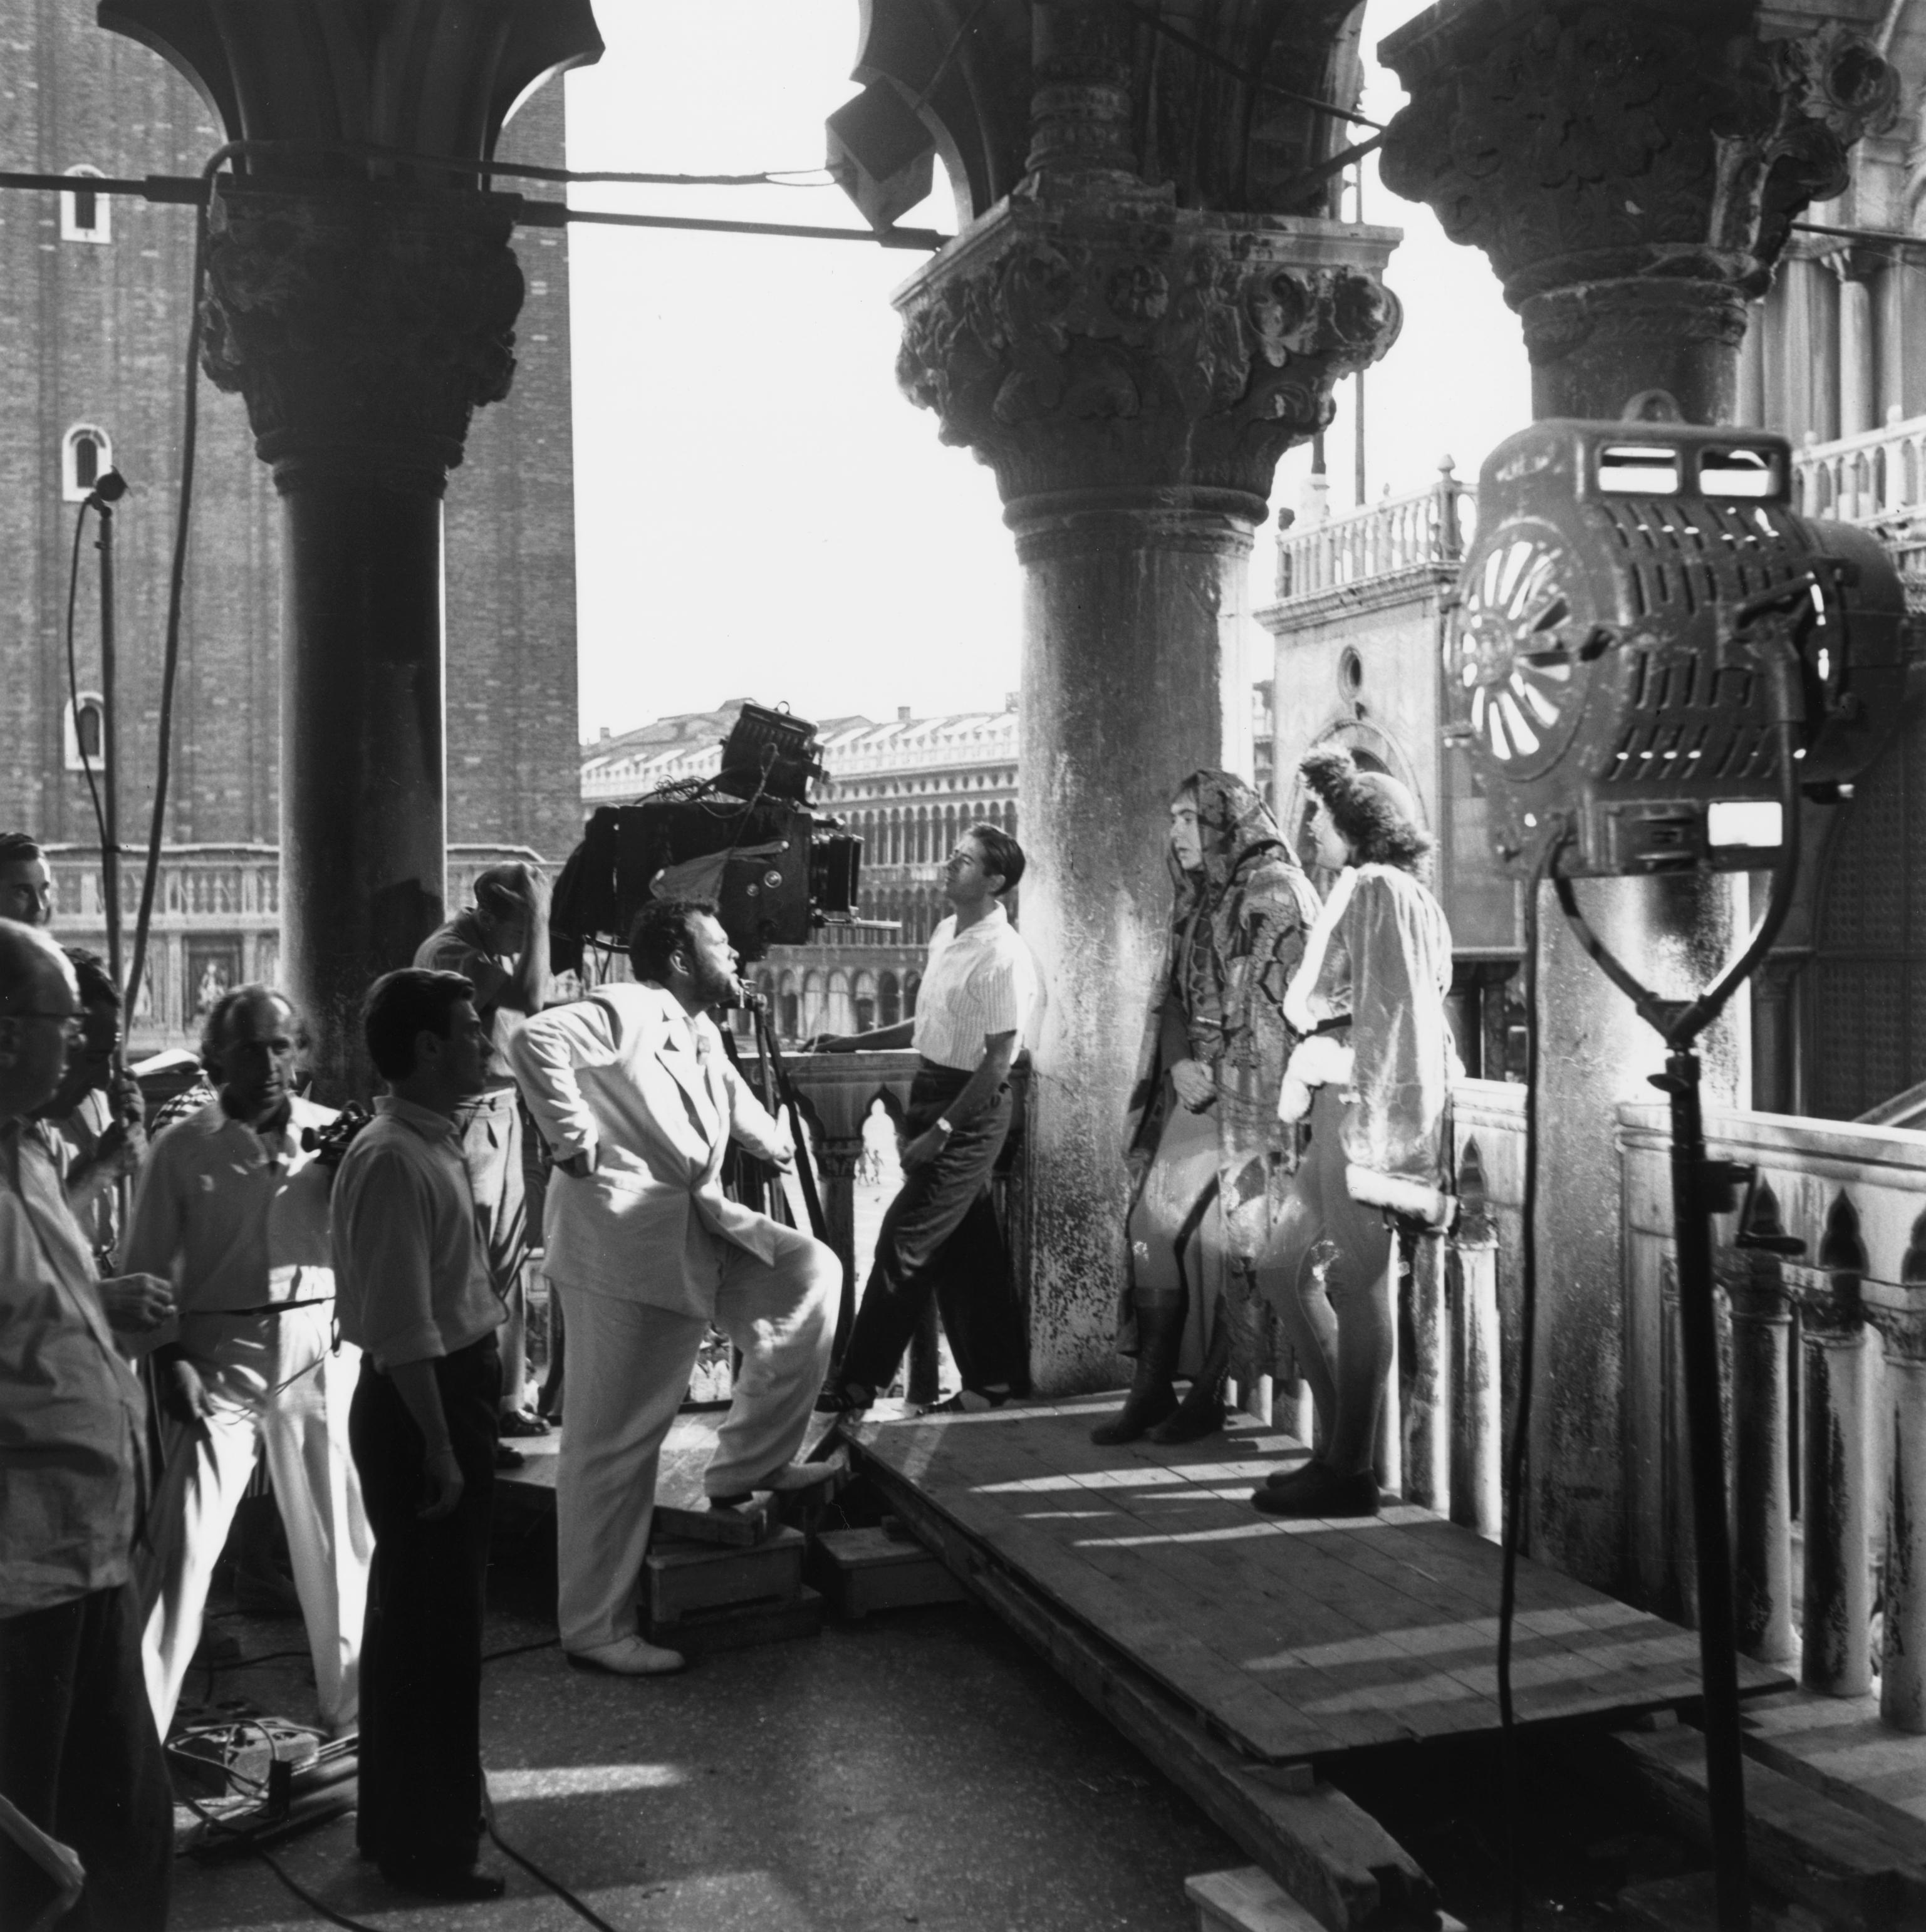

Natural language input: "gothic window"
[63,693,105,771]
[61,166,109,244]
[63,425,112,501]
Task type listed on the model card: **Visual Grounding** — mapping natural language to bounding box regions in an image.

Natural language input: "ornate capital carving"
[202,185,524,492]
[895,199,1400,525]
[1378,2,1897,406]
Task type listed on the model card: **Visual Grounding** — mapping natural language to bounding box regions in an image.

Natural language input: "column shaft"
[1802,1326,1873,1696]
[1883,1355,1926,1730]
[279,479,447,1098]
[1014,506,1249,1388]
[1730,1272,1798,1667]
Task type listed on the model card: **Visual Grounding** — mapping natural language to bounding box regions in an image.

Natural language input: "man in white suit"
[510,896,841,1676]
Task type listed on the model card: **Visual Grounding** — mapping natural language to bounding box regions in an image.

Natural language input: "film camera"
[551,704,866,970]
[1446,419,1912,878]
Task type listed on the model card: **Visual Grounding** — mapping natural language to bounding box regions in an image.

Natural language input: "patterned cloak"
[1117,771,1322,1373]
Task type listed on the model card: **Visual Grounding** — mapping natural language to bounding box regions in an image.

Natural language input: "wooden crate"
[644,1525,805,1625]
[810,1525,967,1619]
[645,1587,826,1656]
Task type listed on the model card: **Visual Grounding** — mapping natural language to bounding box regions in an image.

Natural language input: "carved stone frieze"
[895,200,1401,518]
[1377,1,1898,393]
[202,184,526,491]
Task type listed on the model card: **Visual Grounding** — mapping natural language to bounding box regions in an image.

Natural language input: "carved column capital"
[895,197,1401,531]
[1864,1281,1926,1364]
[202,184,525,494]
[1378,1,1897,415]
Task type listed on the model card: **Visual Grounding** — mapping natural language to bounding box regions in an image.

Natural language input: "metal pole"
[96,494,122,995]
[1659,1046,1752,1930]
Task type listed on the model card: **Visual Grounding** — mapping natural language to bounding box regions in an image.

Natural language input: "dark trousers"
[349,1337,500,1880]
[0,1582,172,1932]
[839,1063,1028,1395]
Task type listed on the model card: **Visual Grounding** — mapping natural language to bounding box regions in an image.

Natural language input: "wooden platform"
[845,1398,1793,1765]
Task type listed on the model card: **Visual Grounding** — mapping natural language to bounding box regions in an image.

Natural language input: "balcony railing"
[1272,461,1470,606]
[1791,412,1926,601]
[783,1056,1926,1740]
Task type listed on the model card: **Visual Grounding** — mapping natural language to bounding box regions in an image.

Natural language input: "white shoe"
[729,1450,850,1497]
[565,1636,686,1677]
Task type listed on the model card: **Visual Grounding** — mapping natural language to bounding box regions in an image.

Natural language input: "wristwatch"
[935,1116,957,1136]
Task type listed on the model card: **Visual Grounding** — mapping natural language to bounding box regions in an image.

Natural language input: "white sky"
[563,1,1529,740]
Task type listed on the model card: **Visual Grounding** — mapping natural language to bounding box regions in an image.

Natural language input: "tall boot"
[1091,1296,1184,1445]
[1150,1312,1234,1445]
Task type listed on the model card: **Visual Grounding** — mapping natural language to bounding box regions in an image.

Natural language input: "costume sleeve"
[1339,869,1457,1223]
[507,1001,617,1168]
[335,1145,442,1368]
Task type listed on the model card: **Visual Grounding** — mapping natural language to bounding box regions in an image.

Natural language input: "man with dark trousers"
[332,969,505,1903]
[0,920,174,1930]
[815,822,1040,1413]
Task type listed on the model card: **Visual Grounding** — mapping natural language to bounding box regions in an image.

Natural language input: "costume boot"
[1149,1313,1234,1445]
[1090,1296,1184,1445]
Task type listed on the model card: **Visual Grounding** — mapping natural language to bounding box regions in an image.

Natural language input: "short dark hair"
[63,947,119,1012]
[363,969,475,1081]
[966,823,1024,895]
[0,833,43,868]
[628,896,718,985]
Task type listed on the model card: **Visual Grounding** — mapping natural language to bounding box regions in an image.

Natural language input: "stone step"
[1741,1690,1926,1851]
[1610,1723,1926,1931]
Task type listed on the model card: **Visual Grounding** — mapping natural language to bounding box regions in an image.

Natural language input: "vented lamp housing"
[1446,421,1911,878]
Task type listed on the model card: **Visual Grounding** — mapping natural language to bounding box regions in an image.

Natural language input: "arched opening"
[853,969,876,1033]
[63,424,112,502]
[879,969,900,1028]
[64,693,106,772]
[61,165,108,243]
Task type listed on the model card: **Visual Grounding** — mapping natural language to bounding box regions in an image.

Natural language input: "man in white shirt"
[124,985,368,1739]
[815,823,1040,1413]
[510,898,841,1678]
[334,968,506,1903]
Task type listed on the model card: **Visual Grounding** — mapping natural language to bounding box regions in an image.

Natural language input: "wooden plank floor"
[846,1398,1793,1764]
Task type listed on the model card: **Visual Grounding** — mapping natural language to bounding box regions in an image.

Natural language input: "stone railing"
[1790,412,1926,602]
[1272,460,1469,606]
[1446,1084,1926,1737]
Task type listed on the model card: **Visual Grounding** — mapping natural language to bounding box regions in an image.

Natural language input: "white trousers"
[140,1303,373,1734]
[553,1222,838,1653]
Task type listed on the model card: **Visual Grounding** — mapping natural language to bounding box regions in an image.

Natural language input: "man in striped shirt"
[815,823,1041,1413]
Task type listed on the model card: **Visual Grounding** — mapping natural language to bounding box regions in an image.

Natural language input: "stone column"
[1865,1282,1926,1731]
[895,25,1400,1391]
[1837,256,1880,442]
[1379,1,1895,1592]
[103,0,603,1097]
[1723,1246,1799,1666]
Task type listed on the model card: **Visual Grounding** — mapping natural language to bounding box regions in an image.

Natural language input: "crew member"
[333,969,504,1902]
[0,832,51,927]
[510,898,841,1677]
[1098,774,1321,1446]
[125,984,369,1736]
[415,860,551,1453]
[1254,747,1457,1519]
[816,822,1039,1415]
[37,948,145,1270]
[0,921,174,1931]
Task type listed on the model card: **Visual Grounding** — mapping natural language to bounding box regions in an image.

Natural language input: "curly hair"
[1299,746,1433,876]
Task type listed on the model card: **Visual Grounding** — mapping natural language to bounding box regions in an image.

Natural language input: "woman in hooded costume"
[1095,771,1323,1446]
[1252,746,1458,1518]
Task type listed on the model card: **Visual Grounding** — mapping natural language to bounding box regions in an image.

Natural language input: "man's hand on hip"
[1170,1059,1216,1111]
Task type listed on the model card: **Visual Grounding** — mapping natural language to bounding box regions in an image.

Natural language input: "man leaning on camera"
[510,897,842,1678]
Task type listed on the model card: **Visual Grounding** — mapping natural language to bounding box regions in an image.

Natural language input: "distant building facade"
[8,11,578,1051]
[580,699,1021,1043]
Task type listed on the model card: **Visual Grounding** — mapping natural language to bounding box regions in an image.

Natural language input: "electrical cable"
[483,1795,627,1932]
[1496,829,1558,1932]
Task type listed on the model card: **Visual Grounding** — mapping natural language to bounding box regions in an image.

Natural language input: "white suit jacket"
[509,983,793,1319]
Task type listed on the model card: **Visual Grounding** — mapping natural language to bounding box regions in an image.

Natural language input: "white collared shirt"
[911,902,1043,1072]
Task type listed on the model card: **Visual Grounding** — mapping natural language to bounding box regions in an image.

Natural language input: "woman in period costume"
[1095,771,1323,1446]
[1252,746,1458,1518]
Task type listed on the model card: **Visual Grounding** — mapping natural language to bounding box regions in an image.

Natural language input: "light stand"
[1542,584,1817,1932]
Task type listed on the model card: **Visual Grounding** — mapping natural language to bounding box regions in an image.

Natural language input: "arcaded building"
[7,5,578,1051]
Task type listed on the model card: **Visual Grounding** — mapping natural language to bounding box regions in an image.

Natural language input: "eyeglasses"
[3,1011,84,1039]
